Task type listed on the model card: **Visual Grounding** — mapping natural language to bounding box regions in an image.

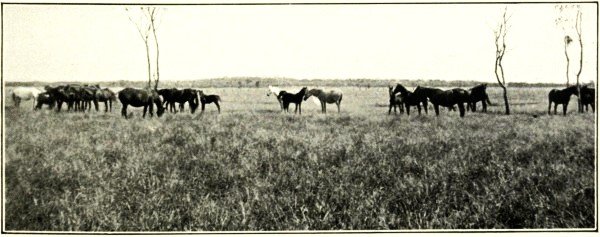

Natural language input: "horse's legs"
[554,104,558,115]
[423,101,428,114]
[121,104,128,118]
[458,103,465,118]
[563,104,568,116]
[388,103,393,115]
[143,105,148,118]
[406,104,411,116]
[323,103,326,114]
[93,99,99,112]
[299,103,302,114]
[215,101,221,114]
[104,101,109,112]
[337,102,340,113]
[149,102,154,117]
[434,104,440,116]
[548,101,552,115]
[472,102,477,112]
[482,101,487,112]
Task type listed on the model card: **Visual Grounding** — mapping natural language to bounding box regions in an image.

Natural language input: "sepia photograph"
[1,0,597,233]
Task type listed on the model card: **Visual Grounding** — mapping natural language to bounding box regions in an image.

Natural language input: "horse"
[278,87,307,114]
[94,88,117,112]
[197,90,221,114]
[303,88,343,114]
[267,85,301,109]
[548,85,579,116]
[467,83,492,112]
[388,86,404,115]
[10,87,42,109]
[78,85,99,112]
[581,85,595,113]
[34,92,56,110]
[118,88,165,119]
[391,84,428,116]
[413,86,470,117]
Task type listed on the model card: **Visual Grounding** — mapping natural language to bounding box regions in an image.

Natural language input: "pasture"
[3,86,596,231]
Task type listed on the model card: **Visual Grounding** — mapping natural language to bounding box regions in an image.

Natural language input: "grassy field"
[3,86,596,231]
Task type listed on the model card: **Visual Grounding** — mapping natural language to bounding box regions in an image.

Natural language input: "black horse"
[157,88,199,113]
[467,83,492,112]
[45,85,79,112]
[388,86,404,115]
[413,86,470,117]
[581,85,595,113]
[197,90,221,114]
[548,85,579,116]
[35,92,56,110]
[118,88,165,119]
[157,88,178,113]
[391,84,428,116]
[278,87,307,114]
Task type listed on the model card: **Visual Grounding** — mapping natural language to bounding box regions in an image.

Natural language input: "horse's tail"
[339,93,343,103]
[216,95,221,102]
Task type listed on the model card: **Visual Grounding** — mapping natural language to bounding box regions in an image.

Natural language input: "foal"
[278,87,307,114]
[198,90,221,114]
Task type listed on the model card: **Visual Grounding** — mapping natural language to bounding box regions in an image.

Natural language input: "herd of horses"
[8,83,596,118]
[386,83,595,117]
[9,84,221,118]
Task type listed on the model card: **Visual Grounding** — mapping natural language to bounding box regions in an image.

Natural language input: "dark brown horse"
[548,85,578,116]
[94,88,117,112]
[467,83,492,112]
[388,86,404,115]
[581,85,595,113]
[158,88,199,113]
[118,88,165,118]
[391,84,428,116]
[197,90,221,114]
[413,86,470,117]
[34,92,56,110]
[45,85,78,112]
[278,87,307,114]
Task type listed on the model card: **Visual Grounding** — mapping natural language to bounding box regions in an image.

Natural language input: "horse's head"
[303,88,312,101]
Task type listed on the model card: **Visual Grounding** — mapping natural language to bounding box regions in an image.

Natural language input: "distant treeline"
[5,77,573,88]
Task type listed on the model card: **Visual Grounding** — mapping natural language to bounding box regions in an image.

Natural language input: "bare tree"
[556,5,584,112]
[126,7,162,90]
[494,8,510,115]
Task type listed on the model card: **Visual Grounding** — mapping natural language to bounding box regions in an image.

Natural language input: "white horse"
[10,87,42,109]
[303,88,343,113]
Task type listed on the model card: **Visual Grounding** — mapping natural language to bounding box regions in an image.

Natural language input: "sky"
[2,3,598,84]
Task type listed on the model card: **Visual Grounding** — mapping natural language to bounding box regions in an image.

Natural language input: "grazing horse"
[278,87,307,114]
[45,85,81,112]
[388,86,404,115]
[118,88,165,119]
[78,85,99,112]
[467,83,492,112]
[413,86,470,117]
[303,88,343,113]
[581,85,595,113]
[11,87,42,109]
[34,92,56,110]
[548,85,579,115]
[391,84,428,116]
[197,90,221,114]
[157,88,178,113]
[94,88,117,112]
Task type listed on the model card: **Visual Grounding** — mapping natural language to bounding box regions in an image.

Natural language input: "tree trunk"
[565,41,570,87]
[502,85,510,115]
[151,10,160,91]
[145,40,152,89]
